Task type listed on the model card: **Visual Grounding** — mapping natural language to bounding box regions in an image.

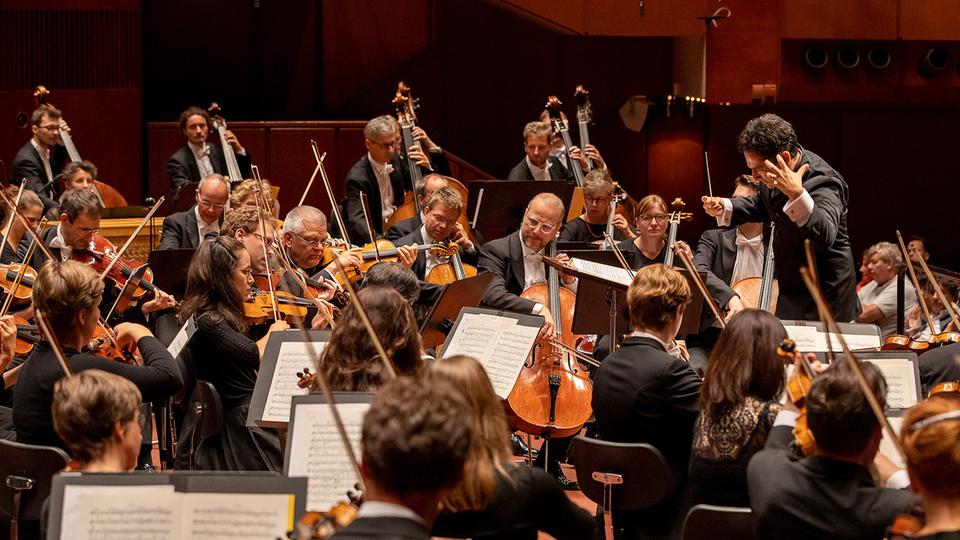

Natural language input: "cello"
[731,223,780,312]
[506,241,592,443]
[662,197,693,268]
[32,85,128,207]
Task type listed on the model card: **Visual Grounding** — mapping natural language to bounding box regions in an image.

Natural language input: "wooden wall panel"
[779,0,898,40]
[267,128,339,214]
[899,0,960,40]
[587,0,706,37]
[706,0,780,103]
[499,0,585,33]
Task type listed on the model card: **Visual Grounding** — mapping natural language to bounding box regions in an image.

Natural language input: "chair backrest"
[0,439,70,521]
[173,345,197,406]
[681,504,756,540]
[573,435,672,510]
[193,381,223,441]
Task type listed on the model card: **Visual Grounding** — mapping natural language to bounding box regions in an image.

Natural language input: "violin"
[243,290,314,325]
[506,241,592,440]
[71,233,158,300]
[0,263,36,305]
[322,240,449,286]
[14,316,39,356]
[928,380,960,397]
[88,322,141,366]
[776,338,817,456]
[424,241,477,285]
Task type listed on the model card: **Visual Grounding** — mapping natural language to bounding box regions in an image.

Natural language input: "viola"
[244,290,314,325]
[88,323,141,366]
[14,316,39,356]
[777,338,817,455]
[928,380,960,397]
[506,241,592,440]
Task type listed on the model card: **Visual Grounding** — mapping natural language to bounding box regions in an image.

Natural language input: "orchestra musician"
[330,376,471,540]
[536,108,608,173]
[10,107,70,212]
[558,169,634,243]
[906,235,931,264]
[857,245,877,292]
[12,260,182,449]
[230,178,279,218]
[506,121,576,182]
[702,113,860,322]
[343,115,448,243]
[219,204,276,279]
[616,194,670,267]
[747,360,913,539]
[591,263,701,538]
[279,205,361,293]
[361,262,421,306]
[430,355,595,540]
[385,173,451,241]
[60,160,98,192]
[158,173,230,250]
[907,275,954,340]
[0,186,44,266]
[167,106,252,193]
[856,241,917,339]
[178,236,288,471]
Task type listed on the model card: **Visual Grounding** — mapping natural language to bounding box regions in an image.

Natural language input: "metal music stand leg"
[607,287,619,350]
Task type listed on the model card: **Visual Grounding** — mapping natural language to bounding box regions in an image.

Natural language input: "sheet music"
[442,312,541,398]
[865,358,919,409]
[784,324,880,353]
[825,330,881,351]
[568,257,633,287]
[262,341,319,424]
[287,402,367,512]
[182,492,292,539]
[61,484,179,539]
[167,315,198,359]
[879,416,905,468]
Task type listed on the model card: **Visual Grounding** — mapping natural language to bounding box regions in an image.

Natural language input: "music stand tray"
[419,272,495,349]
[467,181,575,242]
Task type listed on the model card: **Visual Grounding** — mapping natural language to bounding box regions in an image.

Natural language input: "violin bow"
[674,244,727,328]
[96,197,165,281]
[911,236,960,331]
[895,230,939,332]
[0,182,26,248]
[34,309,72,377]
[330,257,397,379]
[358,192,381,260]
[0,217,46,317]
[313,141,351,246]
[0,190,56,262]
[249,166,280,321]
[298,145,323,208]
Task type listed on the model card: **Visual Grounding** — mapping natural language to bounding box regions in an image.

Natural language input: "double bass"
[32,85,128,207]
[506,241,592,442]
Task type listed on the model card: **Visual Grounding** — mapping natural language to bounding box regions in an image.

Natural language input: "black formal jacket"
[386,214,422,242]
[692,227,772,331]
[166,138,252,192]
[918,342,960,396]
[330,516,429,540]
[591,335,702,476]
[342,155,411,245]
[158,205,213,249]
[10,140,68,211]
[729,149,859,321]
[12,339,182,449]
[747,425,914,540]
[477,232,538,314]
[506,155,575,182]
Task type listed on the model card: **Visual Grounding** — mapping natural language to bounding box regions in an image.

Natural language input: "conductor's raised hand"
[762,154,809,200]
[701,196,725,217]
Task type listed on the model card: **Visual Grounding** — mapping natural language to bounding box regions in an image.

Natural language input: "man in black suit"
[506,121,576,182]
[166,106,251,194]
[10,107,70,213]
[748,360,914,540]
[158,173,229,250]
[277,204,360,302]
[592,263,702,539]
[393,187,478,306]
[342,115,448,244]
[331,377,470,540]
[703,113,860,322]
[385,173,450,241]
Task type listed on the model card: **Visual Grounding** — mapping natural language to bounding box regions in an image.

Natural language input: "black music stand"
[170,182,198,214]
[148,248,195,299]
[466,181,575,242]
[557,241,599,252]
[419,272,495,349]
[101,206,150,219]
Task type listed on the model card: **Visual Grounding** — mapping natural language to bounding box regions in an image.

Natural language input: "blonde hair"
[32,260,104,330]
[427,355,512,512]
[582,169,615,198]
[627,264,691,331]
[220,204,273,237]
[633,194,667,224]
[901,395,960,498]
[425,186,464,214]
[52,369,141,463]
[229,178,276,214]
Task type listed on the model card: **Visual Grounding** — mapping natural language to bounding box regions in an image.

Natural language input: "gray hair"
[63,160,98,181]
[364,115,399,140]
[871,241,903,268]
[283,205,326,234]
[198,173,229,193]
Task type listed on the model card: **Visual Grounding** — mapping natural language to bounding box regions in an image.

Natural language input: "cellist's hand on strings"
[396,245,418,268]
[554,253,576,285]
[411,127,438,153]
[0,316,16,371]
[537,306,557,342]
[761,154,808,201]
[222,129,245,153]
[140,289,176,315]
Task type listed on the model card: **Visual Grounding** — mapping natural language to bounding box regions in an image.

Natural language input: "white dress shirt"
[356,501,425,525]
[730,230,766,285]
[188,141,215,178]
[717,189,815,228]
[419,223,440,276]
[195,206,219,242]
[49,224,74,261]
[368,153,396,223]
[526,156,552,181]
[30,139,54,185]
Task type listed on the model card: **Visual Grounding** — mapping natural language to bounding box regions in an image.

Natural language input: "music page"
[261,341,320,424]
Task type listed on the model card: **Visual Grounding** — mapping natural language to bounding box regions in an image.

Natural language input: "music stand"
[419,272,495,349]
[466,181,575,242]
[170,183,198,214]
[148,248,196,299]
[101,206,150,219]
[557,241,599,252]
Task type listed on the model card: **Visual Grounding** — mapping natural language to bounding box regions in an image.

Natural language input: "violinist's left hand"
[222,129,245,153]
[0,316,16,371]
[396,245,418,268]
[407,145,431,168]
[555,253,576,285]
[411,126,438,153]
[310,300,338,330]
[336,250,362,271]
[114,322,152,348]
[451,223,474,252]
[141,289,176,315]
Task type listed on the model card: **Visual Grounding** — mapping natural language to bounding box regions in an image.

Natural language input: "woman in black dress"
[430,355,595,540]
[616,193,669,269]
[689,309,787,507]
[178,236,288,471]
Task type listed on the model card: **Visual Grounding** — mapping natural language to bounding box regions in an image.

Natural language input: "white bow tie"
[383,163,394,175]
[736,233,763,249]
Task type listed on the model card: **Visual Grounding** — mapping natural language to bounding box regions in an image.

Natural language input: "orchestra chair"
[572,436,672,540]
[681,504,756,540]
[180,381,223,470]
[0,439,69,540]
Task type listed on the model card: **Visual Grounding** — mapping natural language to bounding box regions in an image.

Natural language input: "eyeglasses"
[585,196,613,205]
[292,231,324,247]
[525,216,557,234]
[37,124,59,132]
[367,138,399,152]
[639,214,668,223]
[197,196,226,211]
